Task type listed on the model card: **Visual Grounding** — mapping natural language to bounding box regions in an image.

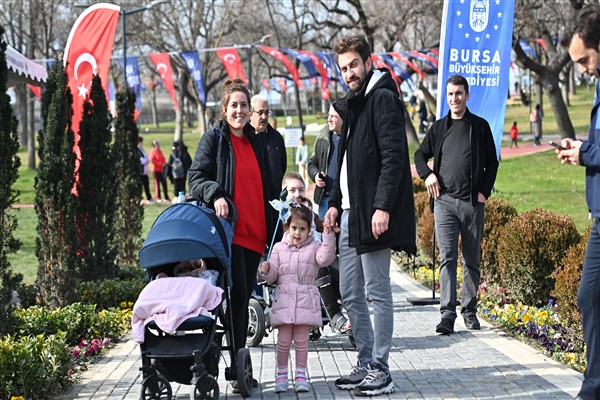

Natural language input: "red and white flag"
[298,50,330,99]
[216,48,247,84]
[258,46,303,88]
[63,3,120,159]
[149,52,180,110]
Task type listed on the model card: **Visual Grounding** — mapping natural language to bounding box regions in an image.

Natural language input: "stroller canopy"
[139,204,233,273]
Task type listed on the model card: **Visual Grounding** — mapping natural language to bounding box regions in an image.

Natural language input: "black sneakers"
[464,315,481,330]
[436,318,455,334]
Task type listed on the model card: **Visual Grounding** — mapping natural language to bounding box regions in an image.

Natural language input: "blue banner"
[119,56,142,111]
[519,39,539,60]
[379,54,412,82]
[316,52,348,92]
[180,51,206,106]
[437,0,515,157]
[283,48,317,77]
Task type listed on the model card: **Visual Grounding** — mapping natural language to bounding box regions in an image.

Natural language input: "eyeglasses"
[253,109,271,116]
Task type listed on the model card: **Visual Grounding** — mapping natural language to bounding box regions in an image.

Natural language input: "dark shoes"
[464,315,481,330]
[436,318,454,334]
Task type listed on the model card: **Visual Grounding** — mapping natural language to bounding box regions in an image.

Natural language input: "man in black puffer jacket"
[325,34,416,397]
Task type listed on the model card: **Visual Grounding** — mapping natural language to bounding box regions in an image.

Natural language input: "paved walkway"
[57,261,583,400]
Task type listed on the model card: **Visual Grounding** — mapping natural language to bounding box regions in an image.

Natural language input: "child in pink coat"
[260,204,336,393]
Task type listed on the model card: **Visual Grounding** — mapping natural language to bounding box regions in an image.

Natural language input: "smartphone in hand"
[549,141,566,151]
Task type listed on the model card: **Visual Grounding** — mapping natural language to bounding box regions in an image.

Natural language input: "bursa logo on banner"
[447,0,503,87]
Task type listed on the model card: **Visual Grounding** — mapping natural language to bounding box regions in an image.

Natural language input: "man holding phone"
[309,101,345,220]
[558,5,600,399]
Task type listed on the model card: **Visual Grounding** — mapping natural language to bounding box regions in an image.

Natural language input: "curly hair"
[220,79,251,119]
[332,34,371,63]
[561,4,600,49]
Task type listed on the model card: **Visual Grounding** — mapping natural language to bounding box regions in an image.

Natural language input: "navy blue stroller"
[137,202,253,399]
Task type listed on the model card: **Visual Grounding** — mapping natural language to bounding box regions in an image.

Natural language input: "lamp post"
[247,34,272,93]
[120,0,168,78]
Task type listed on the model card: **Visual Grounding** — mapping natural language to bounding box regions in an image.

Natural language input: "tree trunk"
[294,83,304,134]
[404,107,419,145]
[174,74,186,142]
[15,84,28,146]
[197,103,206,133]
[541,74,576,139]
[149,85,159,128]
[27,90,35,169]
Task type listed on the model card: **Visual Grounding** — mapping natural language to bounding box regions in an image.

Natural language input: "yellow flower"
[11,396,25,400]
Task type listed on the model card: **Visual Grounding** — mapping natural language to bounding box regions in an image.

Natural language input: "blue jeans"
[318,195,329,221]
[577,218,600,400]
[434,194,484,321]
[338,210,393,372]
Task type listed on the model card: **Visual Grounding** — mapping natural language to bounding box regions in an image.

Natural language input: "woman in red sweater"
[149,140,170,202]
[188,79,277,391]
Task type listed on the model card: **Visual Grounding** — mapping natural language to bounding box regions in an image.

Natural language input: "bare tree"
[512,0,579,139]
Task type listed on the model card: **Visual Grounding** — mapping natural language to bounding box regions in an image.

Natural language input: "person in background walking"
[530,104,542,146]
[558,5,600,399]
[167,140,192,198]
[137,137,153,203]
[149,140,170,203]
[414,74,499,336]
[509,121,519,148]
[295,137,309,184]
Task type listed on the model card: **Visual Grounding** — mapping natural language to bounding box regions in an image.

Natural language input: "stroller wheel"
[309,327,322,342]
[246,298,266,347]
[140,374,172,400]
[191,374,219,400]
[236,348,253,398]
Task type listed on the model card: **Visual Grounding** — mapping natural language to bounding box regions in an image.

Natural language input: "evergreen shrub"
[551,226,590,352]
[497,209,580,306]
[79,276,146,310]
[480,198,518,285]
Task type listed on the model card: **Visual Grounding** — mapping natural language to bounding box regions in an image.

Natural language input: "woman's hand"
[214,197,229,218]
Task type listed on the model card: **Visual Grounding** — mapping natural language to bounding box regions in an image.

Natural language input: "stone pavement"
[57,262,583,400]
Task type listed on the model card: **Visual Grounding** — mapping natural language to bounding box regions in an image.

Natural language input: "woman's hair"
[220,79,251,120]
[284,203,313,231]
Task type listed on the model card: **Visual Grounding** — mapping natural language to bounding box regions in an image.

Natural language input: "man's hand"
[425,173,441,199]
[324,207,340,233]
[372,209,390,240]
[315,172,326,187]
[477,193,487,203]
[214,197,229,218]
[557,139,583,166]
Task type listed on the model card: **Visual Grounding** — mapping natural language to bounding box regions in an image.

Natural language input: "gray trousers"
[339,211,393,371]
[434,194,485,322]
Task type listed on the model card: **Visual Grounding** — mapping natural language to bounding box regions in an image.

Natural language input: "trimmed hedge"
[551,226,591,352]
[497,209,580,306]
[480,198,518,285]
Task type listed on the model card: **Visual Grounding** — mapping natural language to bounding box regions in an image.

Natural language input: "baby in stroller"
[134,202,256,399]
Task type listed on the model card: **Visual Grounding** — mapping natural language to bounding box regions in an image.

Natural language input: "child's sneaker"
[295,368,310,393]
[274,368,288,393]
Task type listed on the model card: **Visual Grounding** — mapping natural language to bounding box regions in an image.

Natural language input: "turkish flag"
[257,46,303,88]
[63,3,120,168]
[278,78,288,94]
[149,52,180,110]
[371,54,401,93]
[216,48,247,84]
[27,84,41,100]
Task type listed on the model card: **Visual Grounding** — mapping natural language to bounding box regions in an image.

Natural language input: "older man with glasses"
[250,94,287,194]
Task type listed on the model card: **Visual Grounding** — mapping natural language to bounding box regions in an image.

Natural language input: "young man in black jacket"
[325,34,416,397]
[414,74,499,336]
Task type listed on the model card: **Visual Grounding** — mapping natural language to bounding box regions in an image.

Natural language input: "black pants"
[230,245,261,354]
[318,260,343,319]
[141,174,152,201]
[173,177,186,197]
[153,171,170,200]
[578,218,600,399]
